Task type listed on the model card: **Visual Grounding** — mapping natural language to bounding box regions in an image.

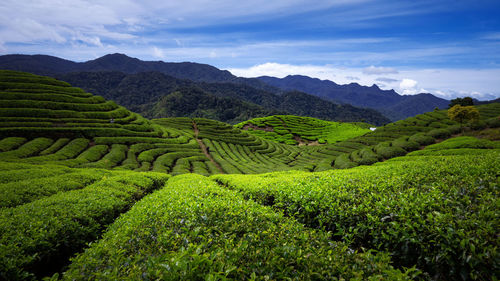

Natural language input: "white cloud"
[363,65,398,75]
[399,78,419,95]
[71,31,103,47]
[346,76,360,81]
[228,62,500,100]
[0,0,138,46]
[376,77,399,83]
[229,62,338,81]
[152,47,165,59]
[399,78,417,89]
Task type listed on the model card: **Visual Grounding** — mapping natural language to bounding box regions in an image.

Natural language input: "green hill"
[0,70,499,280]
[57,70,391,125]
[1,70,499,174]
[235,115,371,145]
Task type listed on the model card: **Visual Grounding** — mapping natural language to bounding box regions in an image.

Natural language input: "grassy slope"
[0,70,499,280]
[213,146,500,280]
[1,70,500,175]
[235,115,371,145]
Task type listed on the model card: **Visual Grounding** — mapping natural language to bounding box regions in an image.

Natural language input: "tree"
[447,105,480,130]
[448,97,474,108]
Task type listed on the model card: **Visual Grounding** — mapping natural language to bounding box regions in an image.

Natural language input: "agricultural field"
[0,70,499,280]
[235,115,371,145]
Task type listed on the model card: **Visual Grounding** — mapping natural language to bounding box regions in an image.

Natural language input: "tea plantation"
[235,115,371,145]
[0,70,499,280]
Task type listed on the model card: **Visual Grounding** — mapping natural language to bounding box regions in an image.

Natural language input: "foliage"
[214,152,500,280]
[59,70,391,125]
[0,70,499,280]
[62,174,413,280]
[449,97,474,108]
[448,105,480,125]
[0,168,170,280]
[407,136,500,156]
[235,115,370,145]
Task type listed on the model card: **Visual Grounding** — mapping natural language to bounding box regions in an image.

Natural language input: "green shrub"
[0,171,170,280]
[420,136,500,151]
[427,128,452,139]
[93,136,188,145]
[0,100,118,112]
[0,81,86,94]
[62,174,412,281]
[77,144,106,159]
[83,144,127,169]
[485,117,500,128]
[408,133,435,146]
[118,149,141,170]
[0,165,73,184]
[375,144,407,159]
[469,120,487,130]
[39,138,70,155]
[392,138,420,152]
[0,137,27,152]
[0,137,53,158]
[334,154,358,169]
[152,152,205,173]
[0,91,105,104]
[0,169,109,208]
[191,161,209,176]
[214,152,500,280]
[21,138,90,163]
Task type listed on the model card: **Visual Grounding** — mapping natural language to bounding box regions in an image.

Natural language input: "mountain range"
[58,71,389,125]
[258,75,450,120]
[0,53,454,122]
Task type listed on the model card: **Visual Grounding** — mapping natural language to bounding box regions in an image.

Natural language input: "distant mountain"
[474,97,500,105]
[258,75,450,121]
[0,53,275,90]
[58,71,390,125]
[58,71,281,124]
[0,54,390,124]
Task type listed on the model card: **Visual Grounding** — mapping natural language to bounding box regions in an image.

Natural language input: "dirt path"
[192,120,225,174]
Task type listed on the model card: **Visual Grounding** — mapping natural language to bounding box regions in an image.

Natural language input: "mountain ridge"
[58,71,390,125]
[0,53,276,91]
[258,75,450,121]
[0,53,450,121]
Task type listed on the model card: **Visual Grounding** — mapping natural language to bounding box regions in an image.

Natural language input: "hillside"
[0,70,499,280]
[1,70,499,174]
[57,70,391,125]
[0,70,321,174]
[235,115,371,145]
[258,75,450,121]
[57,71,283,123]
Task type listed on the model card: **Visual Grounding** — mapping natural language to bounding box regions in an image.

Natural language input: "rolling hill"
[57,70,391,125]
[0,70,499,280]
[235,115,371,145]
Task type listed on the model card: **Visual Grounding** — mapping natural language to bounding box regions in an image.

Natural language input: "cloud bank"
[228,63,500,100]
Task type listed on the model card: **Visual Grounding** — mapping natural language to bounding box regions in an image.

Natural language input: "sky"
[1,0,500,100]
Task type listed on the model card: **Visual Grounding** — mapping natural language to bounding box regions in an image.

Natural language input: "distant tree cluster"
[448,97,474,108]
[447,104,479,129]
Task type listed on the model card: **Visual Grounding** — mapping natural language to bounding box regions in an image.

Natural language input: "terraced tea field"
[1,70,499,280]
[236,115,371,145]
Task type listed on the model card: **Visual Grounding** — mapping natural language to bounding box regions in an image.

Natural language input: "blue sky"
[1,0,500,100]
